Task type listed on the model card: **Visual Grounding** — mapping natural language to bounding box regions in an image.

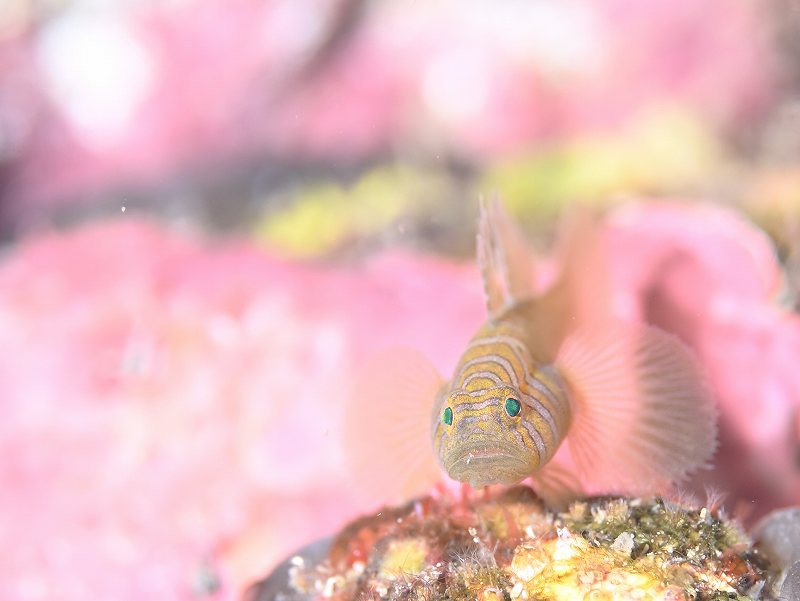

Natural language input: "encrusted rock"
[257,487,777,601]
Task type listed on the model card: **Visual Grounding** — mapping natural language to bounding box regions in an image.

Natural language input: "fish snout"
[445,444,531,487]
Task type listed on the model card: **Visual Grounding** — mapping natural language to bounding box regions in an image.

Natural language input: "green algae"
[562,497,746,561]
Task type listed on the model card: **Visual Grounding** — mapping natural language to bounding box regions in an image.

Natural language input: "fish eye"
[505,398,521,417]
[442,406,453,426]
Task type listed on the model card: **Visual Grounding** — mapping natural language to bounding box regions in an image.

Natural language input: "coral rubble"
[271,487,775,601]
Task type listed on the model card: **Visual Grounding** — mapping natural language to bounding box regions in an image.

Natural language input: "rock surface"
[250,487,776,601]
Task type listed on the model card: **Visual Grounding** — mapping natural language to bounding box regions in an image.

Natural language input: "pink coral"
[0,218,485,600]
[605,201,800,521]
[1,0,775,223]
[2,200,799,600]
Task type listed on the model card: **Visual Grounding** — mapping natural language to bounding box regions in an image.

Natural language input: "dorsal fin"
[476,196,536,318]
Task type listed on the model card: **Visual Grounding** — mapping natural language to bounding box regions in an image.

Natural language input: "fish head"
[432,384,539,488]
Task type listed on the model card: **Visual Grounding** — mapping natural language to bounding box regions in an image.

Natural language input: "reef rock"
[248,487,783,601]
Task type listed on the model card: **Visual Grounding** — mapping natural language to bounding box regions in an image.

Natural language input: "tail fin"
[515,207,613,362]
[539,207,612,332]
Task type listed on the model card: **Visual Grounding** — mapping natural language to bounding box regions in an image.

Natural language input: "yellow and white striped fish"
[343,199,717,504]
[432,319,572,488]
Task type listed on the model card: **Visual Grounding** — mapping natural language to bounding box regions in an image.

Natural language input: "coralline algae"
[249,486,791,601]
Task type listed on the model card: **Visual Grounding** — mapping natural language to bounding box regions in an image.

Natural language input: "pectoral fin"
[341,348,445,506]
[556,321,717,495]
[528,459,583,510]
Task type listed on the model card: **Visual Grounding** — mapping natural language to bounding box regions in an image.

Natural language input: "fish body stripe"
[450,380,560,448]
[453,398,503,412]
[457,333,568,418]
[462,371,503,388]
[520,419,547,459]
[465,333,568,413]
[525,372,566,411]
[455,354,520,387]
[443,327,571,466]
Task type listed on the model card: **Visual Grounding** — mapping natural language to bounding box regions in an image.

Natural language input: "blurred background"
[1,0,800,600]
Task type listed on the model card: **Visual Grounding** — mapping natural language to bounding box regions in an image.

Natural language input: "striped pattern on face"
[432,321,571,486]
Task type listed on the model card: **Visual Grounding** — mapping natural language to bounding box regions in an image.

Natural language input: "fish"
[342,198,718,505]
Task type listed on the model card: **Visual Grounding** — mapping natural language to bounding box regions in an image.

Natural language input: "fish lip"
[447,448,530,487]
[450,447,528,469]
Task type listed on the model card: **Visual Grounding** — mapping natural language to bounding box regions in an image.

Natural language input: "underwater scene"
[2,1,800,600]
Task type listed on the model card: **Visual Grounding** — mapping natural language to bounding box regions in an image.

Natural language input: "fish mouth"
[446,447,530,487]
[454,447,515,462]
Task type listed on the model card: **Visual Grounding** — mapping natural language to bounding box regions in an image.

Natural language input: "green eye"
[442,407,453,426]
[505,398,521,417]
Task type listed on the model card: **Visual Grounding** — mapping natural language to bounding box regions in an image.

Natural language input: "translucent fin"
[341,348,445,505]
[556,322,718,495]
[551,208,612,320]
[476,196,536,318]
[516,207,612,362]
[528,460,583,510]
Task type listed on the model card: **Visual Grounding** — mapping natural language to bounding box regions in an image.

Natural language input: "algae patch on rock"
[275,487,774,601]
